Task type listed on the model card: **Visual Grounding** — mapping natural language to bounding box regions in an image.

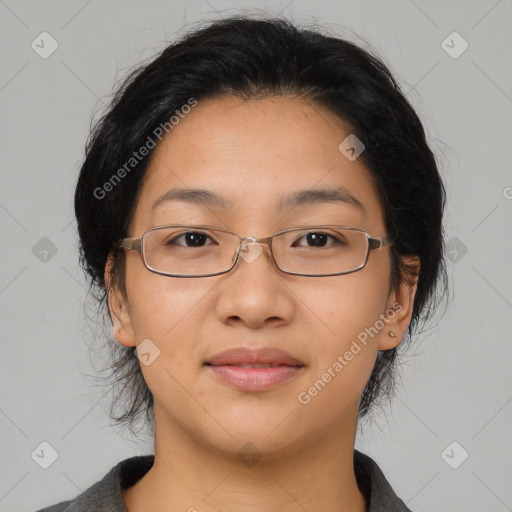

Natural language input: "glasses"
[118,225,392,278]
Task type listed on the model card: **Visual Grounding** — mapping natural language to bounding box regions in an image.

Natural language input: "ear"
[105,252,136,348]
[379,255,420,350]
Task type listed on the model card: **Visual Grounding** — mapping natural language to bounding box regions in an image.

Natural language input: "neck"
[123,407,367,512]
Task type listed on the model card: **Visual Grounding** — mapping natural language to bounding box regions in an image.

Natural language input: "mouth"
[204,347,305,392]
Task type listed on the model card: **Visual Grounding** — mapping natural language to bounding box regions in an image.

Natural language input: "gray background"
[1,1,511,511]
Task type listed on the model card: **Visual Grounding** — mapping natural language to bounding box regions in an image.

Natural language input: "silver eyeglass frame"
[118,224,392,278]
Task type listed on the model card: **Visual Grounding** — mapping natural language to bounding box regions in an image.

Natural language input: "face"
[107,95,417,458]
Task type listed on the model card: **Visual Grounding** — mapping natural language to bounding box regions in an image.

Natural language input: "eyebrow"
[279,187,364,212]
[151,187,364,212]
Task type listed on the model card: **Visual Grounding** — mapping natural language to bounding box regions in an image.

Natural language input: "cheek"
[123,269,220,388]
[124,262,207,337]
[298,272,389,397]
[125,274,211,406]
[307,269,390,344]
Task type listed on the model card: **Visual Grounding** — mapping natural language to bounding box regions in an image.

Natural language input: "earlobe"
[104,252,136,348]
[379,255,420,350]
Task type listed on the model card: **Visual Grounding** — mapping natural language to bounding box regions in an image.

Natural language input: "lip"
[204,347,305,392]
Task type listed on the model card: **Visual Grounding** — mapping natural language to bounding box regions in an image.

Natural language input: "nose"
[215,237,295,329]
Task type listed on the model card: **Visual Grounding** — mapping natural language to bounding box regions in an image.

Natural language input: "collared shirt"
[35,450,413,511]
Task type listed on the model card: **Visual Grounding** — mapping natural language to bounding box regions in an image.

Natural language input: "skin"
[105,95,419,512]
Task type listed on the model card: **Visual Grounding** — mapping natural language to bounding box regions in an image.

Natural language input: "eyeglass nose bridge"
[235,235,274,266]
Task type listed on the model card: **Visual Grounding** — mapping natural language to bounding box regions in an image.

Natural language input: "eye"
[292,231,343,248]
[167,231,214,247]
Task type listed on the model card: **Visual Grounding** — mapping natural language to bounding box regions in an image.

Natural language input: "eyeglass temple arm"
[118,237,142,254]
[369,236,392,250]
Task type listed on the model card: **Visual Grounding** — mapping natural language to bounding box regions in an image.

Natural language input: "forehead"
[131,95,385,232]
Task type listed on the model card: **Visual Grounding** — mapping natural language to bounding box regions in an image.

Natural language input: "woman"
[37,15,446,512]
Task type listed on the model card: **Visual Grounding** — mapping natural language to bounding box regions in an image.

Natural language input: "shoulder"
[34,455,155,512]
[35,502,73,512]
[354,449,414,512]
